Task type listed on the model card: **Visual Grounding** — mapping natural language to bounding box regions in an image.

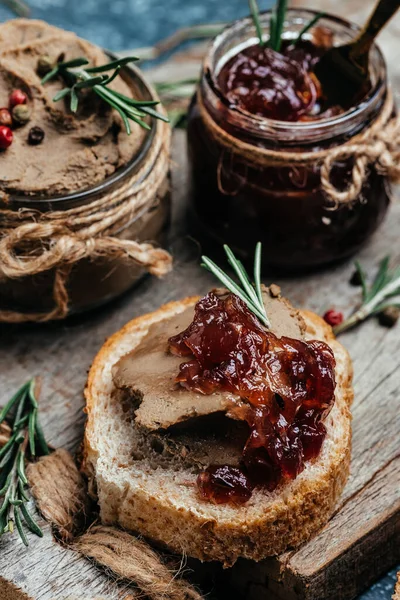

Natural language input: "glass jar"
[0,64,171,318]
[187,10,391,270]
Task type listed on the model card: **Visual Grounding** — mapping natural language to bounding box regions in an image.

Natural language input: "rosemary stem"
[334,269,400,335]
[333,310,365,335]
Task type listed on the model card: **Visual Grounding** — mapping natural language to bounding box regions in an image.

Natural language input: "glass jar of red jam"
[187,10,391,270]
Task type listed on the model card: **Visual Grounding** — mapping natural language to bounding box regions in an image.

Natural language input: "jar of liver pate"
[0,20,171,321]
[187,10,391,270]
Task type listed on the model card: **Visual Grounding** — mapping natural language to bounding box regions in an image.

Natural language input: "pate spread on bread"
[83,278,353,564]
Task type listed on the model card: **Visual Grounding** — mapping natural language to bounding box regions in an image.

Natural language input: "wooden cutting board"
[0,2,399,598]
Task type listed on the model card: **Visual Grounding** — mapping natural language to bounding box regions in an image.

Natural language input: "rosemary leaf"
[14,507,28,547]
[224,245,261,309]
[0,473,12,497]
[274,0,288,52]
[269,10,277,50]
[70,88,79,113]
[13,392,26,432]
[248,0,265,47]
[40,66,59,85]
[85,56,139,73]
[111,101,131,135]
[201,244,271,328]
[0,486,12,517]
[59,57,90,69]
[369,255,390,300]
[18,480,29,502]
[293,12,326,45]
[0,431,19,460]
[52,88,71,103]
[75,76,108,90]
[95,86,151,130]
[0,443,16,469]
[20,502,43,537]
[28,379,38,410]
[354,261,368,301]
[16,450,28,486]
[202,256,268,325]
[13,414,29,430]
[101,66,121,86]
[138,105,170,123]
[254,242,264,308]
[28,409,37,457]
[0,511,6,535]
[0,382,29,425]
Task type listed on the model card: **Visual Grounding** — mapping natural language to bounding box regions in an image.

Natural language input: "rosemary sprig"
[201,243,271,328]
[0,379,49,546]
[334,257,400,335]
[42,56,169,134]
[248,0,325,51]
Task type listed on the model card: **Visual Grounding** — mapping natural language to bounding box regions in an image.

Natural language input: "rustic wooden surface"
[0,129,399,600]
[1,2,400,599]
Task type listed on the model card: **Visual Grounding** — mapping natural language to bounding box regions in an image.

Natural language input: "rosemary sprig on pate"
[0,379,49,546]
[42,56,169,134]
[202,243,271,328]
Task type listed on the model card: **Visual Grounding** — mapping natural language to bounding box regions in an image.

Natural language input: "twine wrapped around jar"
[198,89,400,208]
[0,118,172,324]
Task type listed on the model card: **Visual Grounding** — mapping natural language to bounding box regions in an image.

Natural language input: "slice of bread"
[83,297,353,566]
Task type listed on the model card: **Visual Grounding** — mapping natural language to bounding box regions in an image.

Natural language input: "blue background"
[0,0,398,598]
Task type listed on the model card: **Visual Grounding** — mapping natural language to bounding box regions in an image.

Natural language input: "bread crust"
[393,572,400,600]
[83,298,353,565]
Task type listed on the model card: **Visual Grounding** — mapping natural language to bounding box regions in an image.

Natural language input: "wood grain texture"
[0,1,399,597]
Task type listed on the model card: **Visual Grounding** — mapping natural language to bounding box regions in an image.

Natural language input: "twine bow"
[321,112,400,206]
[0,119,172,323]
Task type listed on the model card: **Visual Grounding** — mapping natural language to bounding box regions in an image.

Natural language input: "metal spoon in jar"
[314,0,400,108]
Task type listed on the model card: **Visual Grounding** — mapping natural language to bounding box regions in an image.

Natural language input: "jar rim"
[202,8,387,143]
[5,57,158,209]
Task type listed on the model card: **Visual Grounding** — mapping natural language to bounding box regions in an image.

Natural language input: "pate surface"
[0,19,146,197]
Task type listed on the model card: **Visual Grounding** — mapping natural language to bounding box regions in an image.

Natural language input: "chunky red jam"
[169,292,336,504]
[217,40,343,122]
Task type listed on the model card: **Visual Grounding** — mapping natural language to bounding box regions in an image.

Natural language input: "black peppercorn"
[378,306,400,328]
[349,269,363,286]
[28,126,45,145]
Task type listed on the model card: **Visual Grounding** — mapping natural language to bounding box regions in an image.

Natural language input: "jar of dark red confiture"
[187,10,391,270]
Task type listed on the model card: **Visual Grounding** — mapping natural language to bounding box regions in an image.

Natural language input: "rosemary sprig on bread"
[201,243,271,328]
[0,379,49,545]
